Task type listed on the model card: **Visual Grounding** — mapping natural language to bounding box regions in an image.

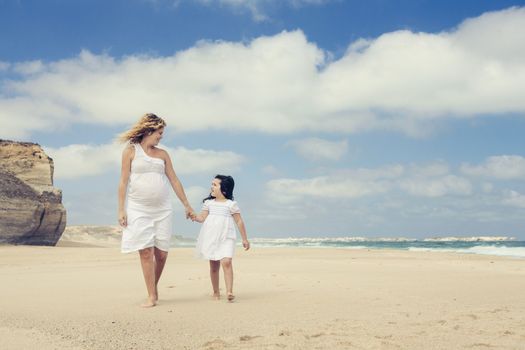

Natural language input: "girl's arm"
[118,145,133,227]
[192,210,209,223]
[162,149,194,218]
[232,213,250,250]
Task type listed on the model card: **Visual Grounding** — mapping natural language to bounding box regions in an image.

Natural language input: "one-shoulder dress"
[121,143,173,253]
[195,199,240,260]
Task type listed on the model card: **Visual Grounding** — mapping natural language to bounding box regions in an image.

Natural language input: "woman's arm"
[118,145,133,227]
[162,149,194,218]
[232,213,250,250]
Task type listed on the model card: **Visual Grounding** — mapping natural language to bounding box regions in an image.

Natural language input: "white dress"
[121,143,173,253]
[195,199,240,260]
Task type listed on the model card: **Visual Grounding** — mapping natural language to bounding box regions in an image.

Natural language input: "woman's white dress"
[195,199,240,260]
[121,143,172,253]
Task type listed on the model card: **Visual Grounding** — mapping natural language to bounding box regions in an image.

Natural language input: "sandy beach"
[1,235,524,350]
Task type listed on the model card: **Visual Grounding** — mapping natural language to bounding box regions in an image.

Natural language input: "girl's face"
[145,127,164,145]
[211,178,225,199]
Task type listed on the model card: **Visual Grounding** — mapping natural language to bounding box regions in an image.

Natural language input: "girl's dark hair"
[203,175,235,202]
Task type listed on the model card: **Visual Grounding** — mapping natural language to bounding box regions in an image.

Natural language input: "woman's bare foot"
[212,292,220,300]
[141,297,156,308]
[227,293,235,302]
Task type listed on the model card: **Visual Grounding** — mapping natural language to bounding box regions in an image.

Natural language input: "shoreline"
[3,240,524,261]
[55,225,525,259]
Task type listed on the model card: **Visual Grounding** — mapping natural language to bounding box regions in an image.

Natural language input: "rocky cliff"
[0,139,66,245]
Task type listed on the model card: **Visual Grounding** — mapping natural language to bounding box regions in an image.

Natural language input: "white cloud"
[267,164,402,202]
[267,176,391,202]
[482,182,494,193]
[453,6,525,64]
[261,164,281,177]
[460,155,525,179]
[45,142,244,179]
[0,61,9,71]
[502,190,525,208]
[399,175,472,197]
[194,0,333,21]
[13,60,45,75]
[334,165,405,180]
[267,161,476,202]
[287,137,347,161]
[396,162,472,197]
[45,143,120,179]
[169,146,245,175]
[408,161,449,177]
[1,7,525,139]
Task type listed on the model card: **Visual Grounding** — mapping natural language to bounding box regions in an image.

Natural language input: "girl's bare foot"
[227,293,235,302]
[141,297,156,308]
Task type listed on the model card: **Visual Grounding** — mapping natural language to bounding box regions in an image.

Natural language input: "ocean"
[172,236,525,258]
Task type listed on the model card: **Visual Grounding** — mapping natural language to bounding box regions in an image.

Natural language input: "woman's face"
[145,127,164,145]
[210,178,224,198]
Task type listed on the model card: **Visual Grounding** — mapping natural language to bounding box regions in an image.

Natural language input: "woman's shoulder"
[122,143,135,157]
[123,142,135,150]
[152,146,168,156]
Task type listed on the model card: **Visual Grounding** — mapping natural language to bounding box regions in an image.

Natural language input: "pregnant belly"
[129,174,170,205]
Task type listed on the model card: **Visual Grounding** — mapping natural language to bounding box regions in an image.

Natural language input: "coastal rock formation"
[0,139,66,245]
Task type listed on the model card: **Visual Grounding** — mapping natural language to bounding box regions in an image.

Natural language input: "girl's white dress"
[121,143,173,253]
[195,199,240,260]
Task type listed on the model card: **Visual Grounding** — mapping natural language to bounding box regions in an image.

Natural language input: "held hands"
[189,212,199,222]
[184,206,198,222]
[242,240,250,251]
[184,206,195,220]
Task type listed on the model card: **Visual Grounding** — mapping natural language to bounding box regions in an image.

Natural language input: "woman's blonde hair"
[118,113,167,144]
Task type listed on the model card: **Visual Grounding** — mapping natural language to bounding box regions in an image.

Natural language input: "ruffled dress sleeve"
[229,200,241,214]
[202,199,210,212]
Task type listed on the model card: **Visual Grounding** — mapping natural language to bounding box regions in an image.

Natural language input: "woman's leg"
[209,260,221,299]
[139,247,156,307]
[220,258,234,301]
[153,248,168,301]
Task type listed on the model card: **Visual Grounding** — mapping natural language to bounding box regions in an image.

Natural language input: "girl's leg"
[139,247,156,307]
[209,260,221,299]
[220,258,234,301]
[153,248,168,302]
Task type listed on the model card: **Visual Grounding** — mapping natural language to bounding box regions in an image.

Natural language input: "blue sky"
[2,0,525,239]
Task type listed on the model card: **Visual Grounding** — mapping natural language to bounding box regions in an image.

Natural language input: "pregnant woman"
[118,113,194,307]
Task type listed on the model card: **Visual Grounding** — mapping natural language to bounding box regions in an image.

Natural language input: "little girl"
[192,175,250,302]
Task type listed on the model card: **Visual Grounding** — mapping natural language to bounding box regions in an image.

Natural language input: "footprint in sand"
[239,335,262,341]
[375,335,393,340]
[310,333,325,338]
[303,332,326,339]
[468,343,495,348]
[203,338,228,350]
[488,308,506,313]
[338,341,354,347]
